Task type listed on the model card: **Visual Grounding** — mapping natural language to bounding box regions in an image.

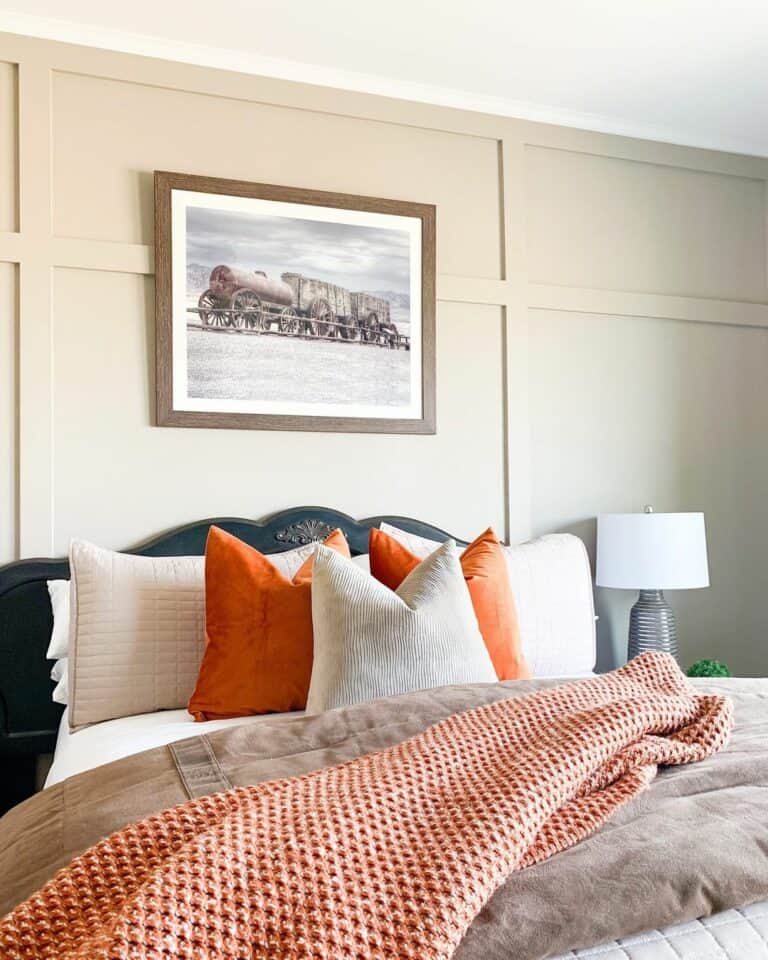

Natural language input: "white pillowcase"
[50,658,66,682]
[46,579,70,660]
[377,523,446,558]
[378,522,596,677]
[50,658,69,705]
[68,540,206,727]
[269,539,342,578]
[46,579,71,705]
[307,540,496,713]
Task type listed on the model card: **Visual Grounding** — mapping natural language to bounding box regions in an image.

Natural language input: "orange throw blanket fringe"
[1,653,732,960]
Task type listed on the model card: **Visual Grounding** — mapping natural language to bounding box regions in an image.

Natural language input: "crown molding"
[2,10,766,159]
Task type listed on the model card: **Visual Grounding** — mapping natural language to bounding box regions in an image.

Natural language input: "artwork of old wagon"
[191,266,408,349]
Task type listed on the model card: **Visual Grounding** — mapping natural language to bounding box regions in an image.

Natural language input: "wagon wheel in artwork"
[309,298,334,337]
[361,312,380,342]
[197,289,222,327]
[337,316,358,340]
[231,288,264,330]
[278,306,300,335]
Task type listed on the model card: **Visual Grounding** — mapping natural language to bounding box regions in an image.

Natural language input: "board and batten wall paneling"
[528,308,768,677]
[52,267,506,551]
[4,29,768,672]
[524,137,768,676]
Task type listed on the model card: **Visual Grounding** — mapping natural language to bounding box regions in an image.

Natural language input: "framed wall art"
[154,171,436,433]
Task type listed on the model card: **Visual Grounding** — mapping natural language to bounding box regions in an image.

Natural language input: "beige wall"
[1,32,767,674]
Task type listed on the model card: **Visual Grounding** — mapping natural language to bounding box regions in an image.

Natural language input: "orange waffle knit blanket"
[0,652,732,960]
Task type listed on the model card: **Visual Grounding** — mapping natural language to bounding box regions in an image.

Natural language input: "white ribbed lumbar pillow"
[306,540,496,713]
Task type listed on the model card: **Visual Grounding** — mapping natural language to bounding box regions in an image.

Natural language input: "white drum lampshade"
[596,509,709,661]
[596,512,709,591]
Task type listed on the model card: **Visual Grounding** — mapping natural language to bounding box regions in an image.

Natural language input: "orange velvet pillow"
[188,526,351,720]
[369,527,530,681]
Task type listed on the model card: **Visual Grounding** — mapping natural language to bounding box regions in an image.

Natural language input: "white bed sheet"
[45,707,303,787]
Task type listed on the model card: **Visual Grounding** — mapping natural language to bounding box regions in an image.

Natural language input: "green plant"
[686,659,731,678]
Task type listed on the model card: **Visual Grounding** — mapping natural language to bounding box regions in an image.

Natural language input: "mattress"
[45,706,303,786]
[552,902,768,959]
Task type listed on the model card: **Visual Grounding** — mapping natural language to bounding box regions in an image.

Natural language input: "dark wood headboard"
[0,506,460,809]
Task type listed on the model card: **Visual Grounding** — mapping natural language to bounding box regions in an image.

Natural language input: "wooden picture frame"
[154,171,436,433]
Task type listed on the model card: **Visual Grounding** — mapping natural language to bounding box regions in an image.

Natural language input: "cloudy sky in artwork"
[186,206,411,294]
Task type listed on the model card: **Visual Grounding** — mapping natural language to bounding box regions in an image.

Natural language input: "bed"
[0,506,766,959]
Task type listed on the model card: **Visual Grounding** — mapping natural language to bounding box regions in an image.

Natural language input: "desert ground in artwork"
[187,327,410,407]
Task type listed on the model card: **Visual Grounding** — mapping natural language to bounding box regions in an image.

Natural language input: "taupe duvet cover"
[1,677,766,958]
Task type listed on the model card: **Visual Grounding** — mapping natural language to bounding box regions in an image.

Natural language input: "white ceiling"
[3,0,768,156]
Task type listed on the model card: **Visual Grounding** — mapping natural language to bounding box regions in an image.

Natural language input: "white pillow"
[307,541,496,713]
[52,678,68,705]
[379,523,596,677]
[269,539,342,578]
[50,658,68,705]
[50,658,66,682]
[269,542,369,576]
[47,580,71,705]
[69,540,207,727]
[46,579,70,660]
[377,523,444,558]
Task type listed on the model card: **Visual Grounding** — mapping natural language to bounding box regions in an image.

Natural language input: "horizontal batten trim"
[528,284,768,329]
[2,235,154,273]
[437,275,508,306]
[51,238,154,274]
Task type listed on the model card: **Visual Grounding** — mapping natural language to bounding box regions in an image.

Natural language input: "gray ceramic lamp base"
[628,590,678,661]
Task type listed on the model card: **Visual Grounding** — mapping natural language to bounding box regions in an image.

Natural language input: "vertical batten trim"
[764,179,768,295]
[500,136,533,545]
[17,55,54,555]
[0,261,19,562]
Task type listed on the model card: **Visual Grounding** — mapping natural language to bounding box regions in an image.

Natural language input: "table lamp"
[596,507,709,660]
